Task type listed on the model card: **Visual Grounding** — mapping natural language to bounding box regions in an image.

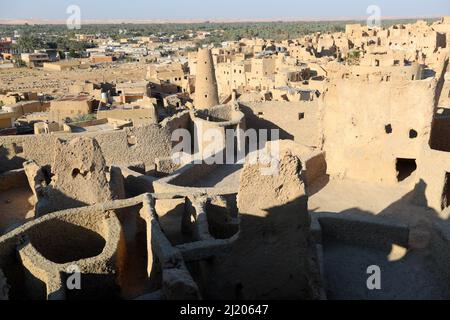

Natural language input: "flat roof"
[55,95,91,102]
[0,111,14,119]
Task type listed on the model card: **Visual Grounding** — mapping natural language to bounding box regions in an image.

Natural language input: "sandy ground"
[0,187,35,234]
[0,62,147,97]
[308,176,436,226]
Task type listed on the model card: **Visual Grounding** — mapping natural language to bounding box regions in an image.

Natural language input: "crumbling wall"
[322,78,436,184]
[160,111,191,136]
[265,140,327,188]
[0,122,175,174]
[155,163,219,192]
[139,193,240,300]
[140,195,201,300]
[0,192,240,300]
[198,152,323,299]
[24,137,118,216]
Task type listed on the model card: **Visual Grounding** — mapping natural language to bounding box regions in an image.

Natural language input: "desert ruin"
[0,16,450,300]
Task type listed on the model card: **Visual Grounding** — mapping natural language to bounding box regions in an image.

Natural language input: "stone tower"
[194,48,219,109]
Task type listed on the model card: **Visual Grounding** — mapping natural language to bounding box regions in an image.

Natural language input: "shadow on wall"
[429,55,450,152]
[181,174,450,300]
[193,194,323,300]
[35,188,90,217]
[117,194,241,300]
[239,105,294,141]
[121,206,161,299]
[117,190,316,300]
[0,144,26,174]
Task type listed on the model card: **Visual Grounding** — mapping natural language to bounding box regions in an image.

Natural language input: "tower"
[194,48,219,109]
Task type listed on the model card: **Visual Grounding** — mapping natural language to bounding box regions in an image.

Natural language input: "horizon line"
[0,15,445,25]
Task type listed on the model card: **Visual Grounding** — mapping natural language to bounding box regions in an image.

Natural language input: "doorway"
[396,158,417,182]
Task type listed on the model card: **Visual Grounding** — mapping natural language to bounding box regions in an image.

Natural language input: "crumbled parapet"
[50,137,113,204]
[0,269,9,300]
[23,160,50,200]
[155,157,181,176]
[24,137,120,216]
[138,193,239,300]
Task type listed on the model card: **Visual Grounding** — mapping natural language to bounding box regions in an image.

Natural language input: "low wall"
[0,206,125,300]
[0,112,192,174]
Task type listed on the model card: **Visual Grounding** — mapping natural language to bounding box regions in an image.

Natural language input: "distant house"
[91,55,115,64]
[49,95,94,123]
[0,111,15,129]
[20,52,50,67]
[0,41,11,54]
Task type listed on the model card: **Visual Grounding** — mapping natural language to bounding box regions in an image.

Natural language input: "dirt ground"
[0,62,147,97]
[0,187,35,234]
[308,176,435,226]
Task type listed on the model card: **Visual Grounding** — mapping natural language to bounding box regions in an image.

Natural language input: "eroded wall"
[0,112,192,174]
[322,78,436,184]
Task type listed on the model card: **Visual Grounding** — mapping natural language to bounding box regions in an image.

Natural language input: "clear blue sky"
[0,0,449,21]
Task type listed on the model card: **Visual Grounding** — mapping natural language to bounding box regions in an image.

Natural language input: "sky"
[0,0,449,21]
